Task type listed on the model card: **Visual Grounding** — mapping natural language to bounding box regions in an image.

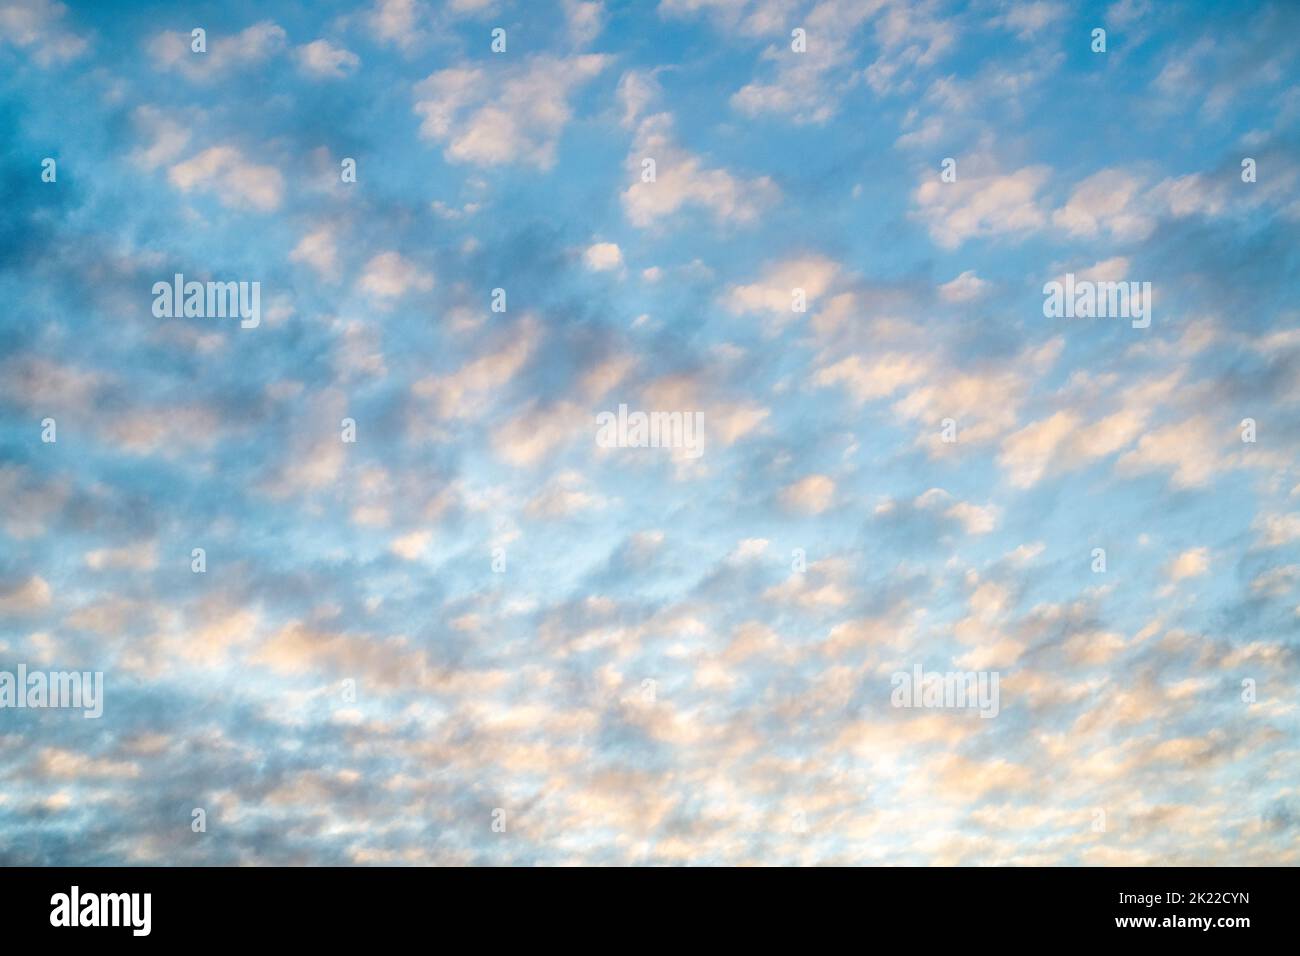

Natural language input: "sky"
[0,0,1298,865]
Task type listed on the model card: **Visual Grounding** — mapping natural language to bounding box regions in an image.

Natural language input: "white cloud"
[296,39,359,78]
[622,112,778,228]
[991,1,1066,39]
[1051,256,1131,287]
[290,226,340,278]
[85,544,158,572]
[998,411,1081,488]
[0,575,51,613]
[947,500,1000,534]
[366,0,426,51]
[997,372,1176,488]
[358,252,434,299]
[564,0,605,46]
[725,256,840,321]
[1149,172,1231,219]
[1107,0,1152,27]
[1052,169,1154,241]
[492,401,585,466]
[729,538,770,561]
[914,488,1000,534]
[390,530,432,560]
[0,0,87,65]
[168,146,284,211]
[149,21,286,81]
[412,317,540,419]
[815,352,930,403]
[526,471,606,518]
[617,70,661,129]
[129,106,191,171]
[448,0,496,13]
[414,55,610,169]
[584,242,623,271]
[913,164,1052,249]
[730,0,877,124]
[863,0,958,94]
[1253,513,1300,549]
[1166,547,1209,582]
[780,475,835,514]
[894,338,1063,452]
[1115,415,1229,489]
[939,270,990,303]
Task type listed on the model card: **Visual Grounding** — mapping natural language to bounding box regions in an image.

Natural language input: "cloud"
[730,0,877,124]
[724,255,841,326]
[780,475,836,514]
[365,0,426,51]
[617,70,661,128]
[997,371,1177,488]
[85,544,158,572]
[913,164,1052,248]
[998,412,1080,488]
[0,0,87,65]
[358,251,434,299]
[1166,547,1209,582]
[910,487,1000,534]
[526,471,606,518]
[4,0,1298,870]
[414,55,610,168]
[0,357,108,414]
[862,0,958,94]
[622,112,779,228]
[0,466,68,541]
[1253,513,1300,549]
[705,401,769,447]
[946,500,1000,535]
[149,21,286,81]
[1051,256,1131,287]
[1052,169,1154,242]
[990,1,1067,39]
[814,352,929,403]
[128,107,191,171]
[564,0,605,46]
[290,226,341,278]
[900,339,1064,450]
[0,575,52,614]
[412,317,540,420]
[1115,415,1231,489]
[765,557,853,609]
[32,748,140,780]
[492,401,585,466]
[168,146,284,211]
[296,39,359,78]
[584,242,623,271]
[938,270,990,303]
[389,530,432,560]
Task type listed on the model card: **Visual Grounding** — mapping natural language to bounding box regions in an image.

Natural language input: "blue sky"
[1,0,1298,865]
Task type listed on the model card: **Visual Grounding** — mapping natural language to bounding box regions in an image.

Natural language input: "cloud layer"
[0,0,1298,866]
